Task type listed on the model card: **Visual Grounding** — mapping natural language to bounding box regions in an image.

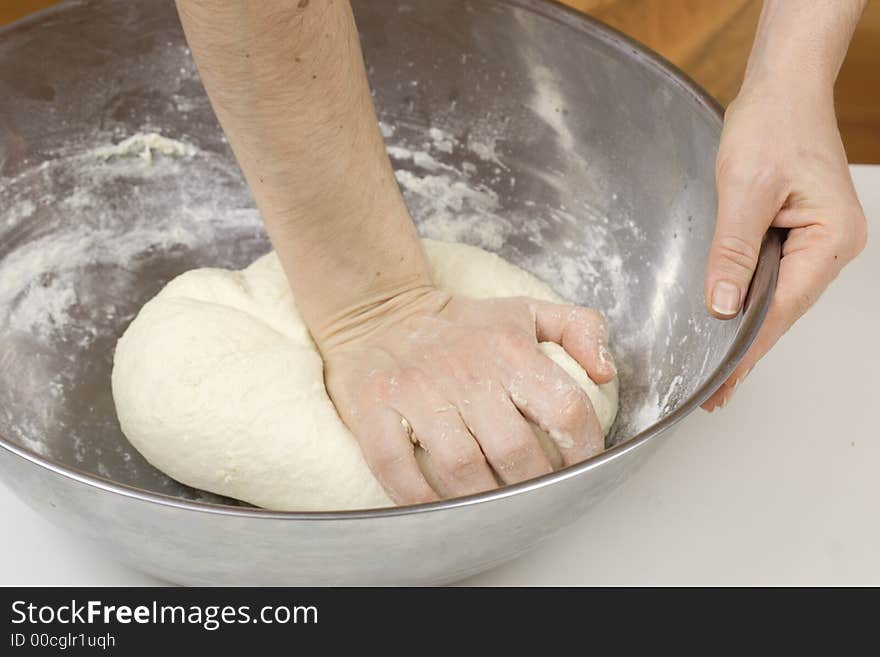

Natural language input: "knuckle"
[397,366,429,390]
[444,446,485,481]
[853,219,868,256]
[497,440,534,471]
[370,445,409,473]
[504,296,533,315]
[714,234,760,277]
[570,306,607,333]
[362,373,392,401]
[555,389,592,431]
[838,213,868,259]
[813,213,866,265]
[491,326,531,353]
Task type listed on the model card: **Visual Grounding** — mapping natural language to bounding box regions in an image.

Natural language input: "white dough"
[112,240,619,511]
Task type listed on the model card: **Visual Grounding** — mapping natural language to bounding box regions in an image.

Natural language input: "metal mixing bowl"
[0,0,780,585]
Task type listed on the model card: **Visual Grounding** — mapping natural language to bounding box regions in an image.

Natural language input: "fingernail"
[711,281,742,317]
[598,344,617,377]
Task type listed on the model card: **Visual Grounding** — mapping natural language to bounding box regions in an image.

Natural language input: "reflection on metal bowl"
[0,0,779,585]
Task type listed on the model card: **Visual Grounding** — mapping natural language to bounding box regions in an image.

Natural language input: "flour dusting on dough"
[112,240,619,512]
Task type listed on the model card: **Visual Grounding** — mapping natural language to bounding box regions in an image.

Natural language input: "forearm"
[743,0,866,96]
[175,0,431,348]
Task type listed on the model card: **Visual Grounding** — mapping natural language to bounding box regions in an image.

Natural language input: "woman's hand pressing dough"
[323,290,616,505]
[113,240,619,511]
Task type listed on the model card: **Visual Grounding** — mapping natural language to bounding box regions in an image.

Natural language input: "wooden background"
[2,0,878,162]
[563,0,880,164]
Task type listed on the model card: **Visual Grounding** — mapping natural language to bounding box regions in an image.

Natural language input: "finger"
[504,345,604,464]
[354,407,440,505]
[390,377,497,498]
[530,300,616,383]
[455,380,553,484]
[702,225,841,411]
[706,161,788,318]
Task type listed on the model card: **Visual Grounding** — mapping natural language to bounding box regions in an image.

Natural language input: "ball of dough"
[112,240,618,511]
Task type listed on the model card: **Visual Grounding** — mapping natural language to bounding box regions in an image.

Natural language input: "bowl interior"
[0,0,734,505]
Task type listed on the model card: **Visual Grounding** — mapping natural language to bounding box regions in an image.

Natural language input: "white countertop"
[1,165,877,586]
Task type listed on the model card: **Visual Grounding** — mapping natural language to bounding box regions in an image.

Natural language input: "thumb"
[706,165,786,318]
[701,238,838,411]
[530,300,616,384]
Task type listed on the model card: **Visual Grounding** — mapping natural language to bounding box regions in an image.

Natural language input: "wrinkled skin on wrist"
[322,289,616,505]
[703,82,867,410]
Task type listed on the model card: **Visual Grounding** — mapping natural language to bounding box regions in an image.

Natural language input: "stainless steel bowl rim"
[0,0,781,521]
